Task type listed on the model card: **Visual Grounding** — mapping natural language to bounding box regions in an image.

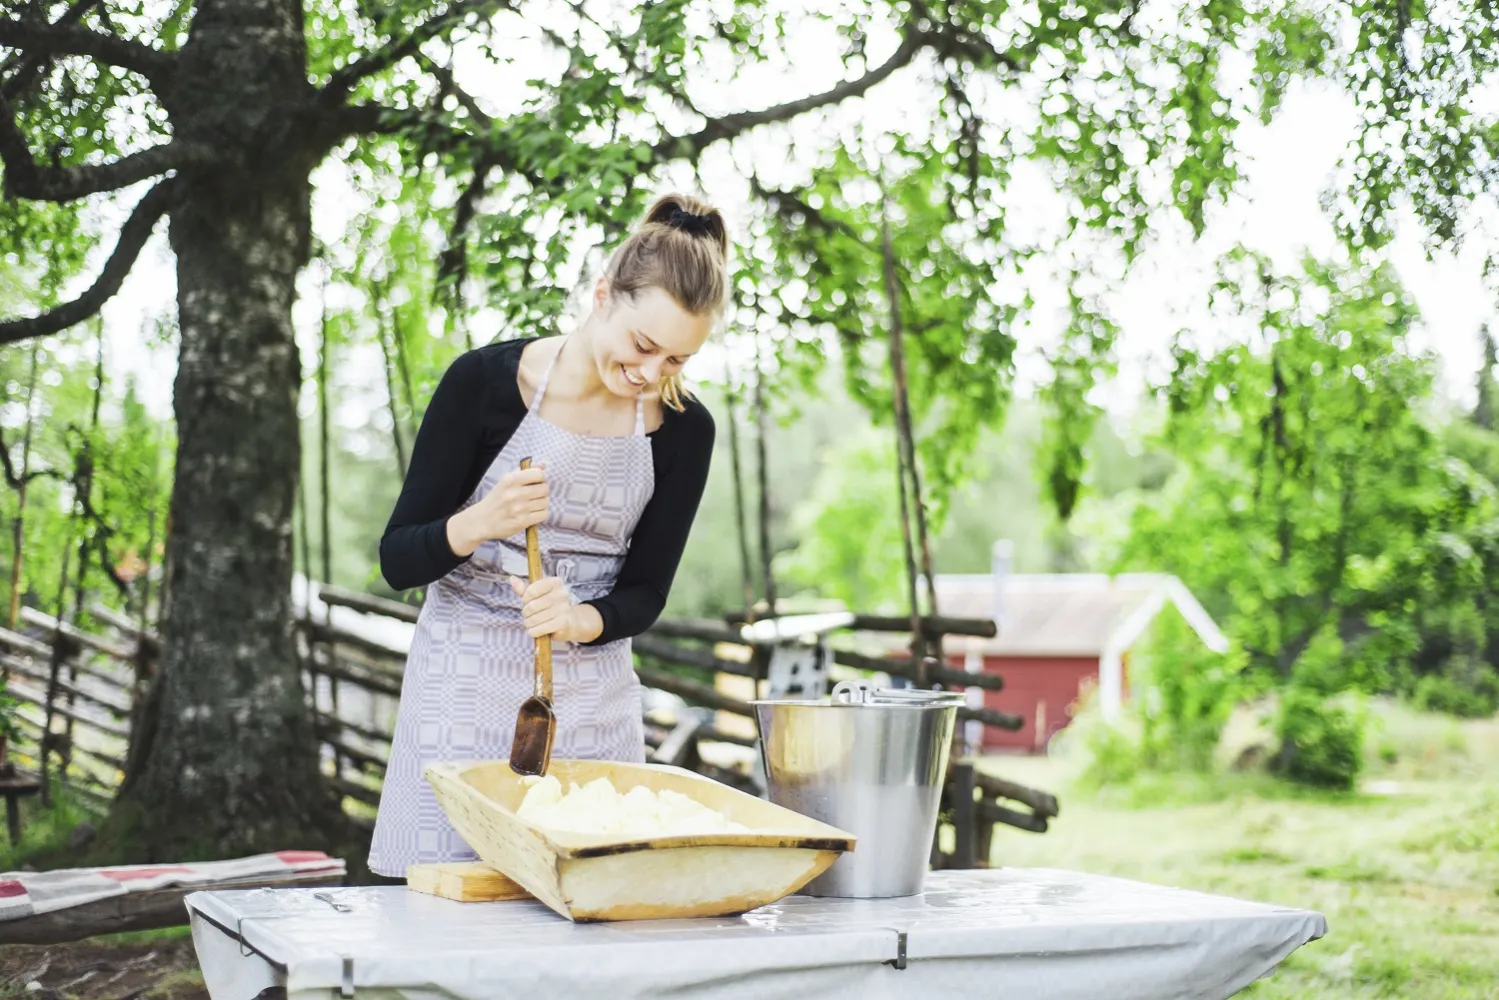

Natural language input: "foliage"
[1038,286,1120,521]
[1326,0,1499,259]
[1272,687,1367,790]
[1120,251,1499,707]
[0,0,1485,573]
[0,691,22,744]
[0,335,171,624]
[1412,665,1499,720]
[1130,607,1246,772]
[775,427,906,612]
[1063,696,1149,790]
[764,390,1176,619]
[1053,608,1244,790]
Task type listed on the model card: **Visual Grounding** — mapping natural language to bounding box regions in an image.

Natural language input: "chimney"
[991,538,1014,631]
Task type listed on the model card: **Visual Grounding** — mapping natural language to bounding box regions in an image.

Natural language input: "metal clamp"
[884,930,908,970]
[315,891,353,913]
[237,917,255,957]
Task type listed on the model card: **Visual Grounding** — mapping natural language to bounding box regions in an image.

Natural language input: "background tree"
[1474,324,1497,431]
[1117,250,1499,780]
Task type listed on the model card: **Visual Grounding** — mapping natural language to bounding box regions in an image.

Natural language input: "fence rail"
[0,582,1059,869]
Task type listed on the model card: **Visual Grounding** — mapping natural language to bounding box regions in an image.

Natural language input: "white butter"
[516,775,749,837]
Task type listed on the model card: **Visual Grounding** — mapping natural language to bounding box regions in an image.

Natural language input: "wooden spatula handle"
[519,458,553,702]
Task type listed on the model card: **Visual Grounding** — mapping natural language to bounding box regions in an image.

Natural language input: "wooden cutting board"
[406,861,534,902]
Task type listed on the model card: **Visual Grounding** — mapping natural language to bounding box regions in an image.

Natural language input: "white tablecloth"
[185,868,1327,1000]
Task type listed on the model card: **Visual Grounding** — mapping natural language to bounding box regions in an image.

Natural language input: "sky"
[79,17,1499,430]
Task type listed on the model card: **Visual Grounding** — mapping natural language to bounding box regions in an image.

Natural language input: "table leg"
[5,795,20,846]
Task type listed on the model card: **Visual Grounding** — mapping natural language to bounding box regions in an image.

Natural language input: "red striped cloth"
[0,851,344,921]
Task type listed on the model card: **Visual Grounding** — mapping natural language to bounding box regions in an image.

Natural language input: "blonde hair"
[605,193,730,412]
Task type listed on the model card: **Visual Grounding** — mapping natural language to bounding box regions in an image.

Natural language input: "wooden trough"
[423,759,855,922]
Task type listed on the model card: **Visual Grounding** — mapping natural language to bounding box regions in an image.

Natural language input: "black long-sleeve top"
[379,337,715,645]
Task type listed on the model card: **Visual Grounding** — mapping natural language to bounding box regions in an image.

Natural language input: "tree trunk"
[751,331,776,617]
[879,209,926,667]
[722,367,756,620]
[106,0,343,861]
[6,343,40,635]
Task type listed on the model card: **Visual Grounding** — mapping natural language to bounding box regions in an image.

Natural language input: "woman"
[367,194,725,877]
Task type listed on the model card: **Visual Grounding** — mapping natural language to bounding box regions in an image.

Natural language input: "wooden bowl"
[424,759,855,922]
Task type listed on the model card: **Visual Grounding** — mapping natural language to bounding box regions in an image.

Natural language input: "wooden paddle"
[508,457,555,777]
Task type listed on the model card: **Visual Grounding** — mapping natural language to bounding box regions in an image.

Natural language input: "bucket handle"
[831,680,966,706]
[831,680,875,704]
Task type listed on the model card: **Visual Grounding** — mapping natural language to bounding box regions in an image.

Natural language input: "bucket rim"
[749,695,966,710]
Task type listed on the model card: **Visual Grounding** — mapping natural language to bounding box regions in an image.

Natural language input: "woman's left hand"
[509,576,600,644]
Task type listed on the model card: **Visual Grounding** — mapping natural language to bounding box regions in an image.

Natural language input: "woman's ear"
[593,276,612,313]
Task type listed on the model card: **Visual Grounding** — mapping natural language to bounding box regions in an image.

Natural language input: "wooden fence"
[0,583,1059,869]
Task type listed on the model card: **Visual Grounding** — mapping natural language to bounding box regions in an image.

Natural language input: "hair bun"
[645,194,728,255]
[665,205,715,238]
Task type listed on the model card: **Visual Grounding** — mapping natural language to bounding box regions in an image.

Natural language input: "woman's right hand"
[445,462,549,558]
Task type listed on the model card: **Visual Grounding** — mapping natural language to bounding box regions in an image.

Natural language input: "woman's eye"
[634,338,653,354]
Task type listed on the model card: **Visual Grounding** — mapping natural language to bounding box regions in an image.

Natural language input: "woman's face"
[588,280,713,399]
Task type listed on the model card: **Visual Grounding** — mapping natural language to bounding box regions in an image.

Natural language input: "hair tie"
[666,205,714,238]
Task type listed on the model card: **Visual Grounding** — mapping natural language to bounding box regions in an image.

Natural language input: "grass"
[0,782,106,873]
[979,701,1499,999]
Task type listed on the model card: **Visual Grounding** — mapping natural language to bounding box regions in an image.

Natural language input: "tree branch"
[417,52,492,128]
[750,175,864,241]
[437,153,497,289]
[0,15,175,83]
[564,0,699,117]
[318,101,407,138]
[0,0,103,102]
[64,426,132,598]
[0,112,196,201]
[413,54,507,289]
[0,426,65,490]
[0,179,178,345]
[659,25,930,158]
[321,0,517,102]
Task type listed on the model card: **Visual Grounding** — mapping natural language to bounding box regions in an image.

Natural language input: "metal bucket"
[752,680,963,898]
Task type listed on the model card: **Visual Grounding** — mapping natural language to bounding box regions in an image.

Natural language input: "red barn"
[915,543,1228,753]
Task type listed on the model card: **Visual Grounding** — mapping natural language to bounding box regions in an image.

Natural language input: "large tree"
[1121,251,1491,688]
[0,0,1481,857]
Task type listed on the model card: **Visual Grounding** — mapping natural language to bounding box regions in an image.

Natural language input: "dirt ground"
[0,931,207,1000]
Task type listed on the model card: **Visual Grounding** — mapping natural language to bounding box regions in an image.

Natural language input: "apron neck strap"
[532,338,564,412]
[537,336,649,435]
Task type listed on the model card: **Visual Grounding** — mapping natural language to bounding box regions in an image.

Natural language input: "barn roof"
[872,572,1228,659]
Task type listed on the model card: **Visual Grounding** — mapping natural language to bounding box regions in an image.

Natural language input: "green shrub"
[1412,665,1499,719]
[1273,687,1366,790]
[1132,608,1244,771]
[1076,709,1148,788]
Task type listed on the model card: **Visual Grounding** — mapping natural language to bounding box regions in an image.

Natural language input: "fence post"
[950,760,978,870]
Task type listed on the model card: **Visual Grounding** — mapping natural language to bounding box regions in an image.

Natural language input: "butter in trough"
[422,759,856,921]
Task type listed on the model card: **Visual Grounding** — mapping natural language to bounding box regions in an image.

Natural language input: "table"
[186,868,1327,1000]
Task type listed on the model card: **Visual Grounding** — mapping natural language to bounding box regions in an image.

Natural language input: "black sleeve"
[582,404,715,644]
[379,351,487,591]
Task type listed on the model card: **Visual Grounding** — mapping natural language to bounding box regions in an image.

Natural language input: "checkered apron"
[368,345,654,876]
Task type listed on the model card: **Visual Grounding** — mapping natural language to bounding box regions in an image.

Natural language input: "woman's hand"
[509,576,604,644]
[446,462,549,558]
